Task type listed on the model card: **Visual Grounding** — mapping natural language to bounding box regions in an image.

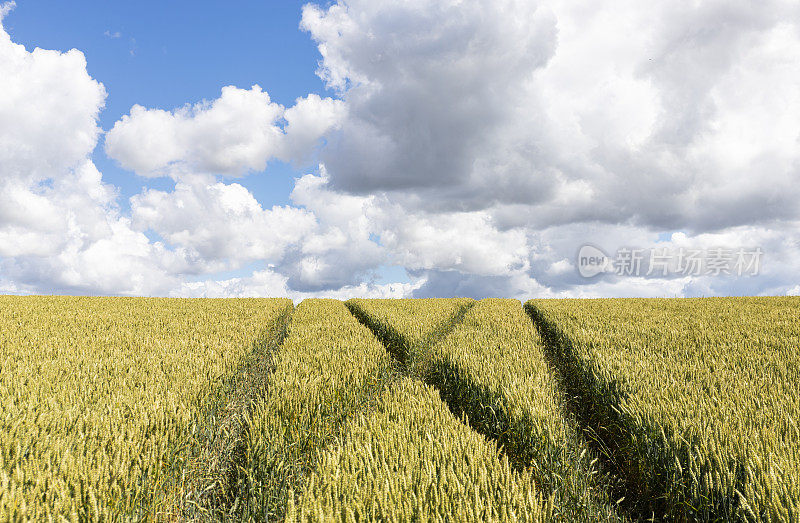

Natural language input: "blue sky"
[5,0,324,209]
[1,0,799,299]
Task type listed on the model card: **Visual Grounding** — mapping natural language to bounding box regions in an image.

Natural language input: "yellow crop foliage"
[294,377,552,522]
[355,298,620,521]
[5,294,796,520]
[346,298,474,367]
[239,299,395,520]
[526,297,800,521]
[0,295,291,520]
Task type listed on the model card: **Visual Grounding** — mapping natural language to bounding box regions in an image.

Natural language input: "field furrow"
[237,299,397,520]
[295,377,552,521]
[526,297,800,521]
[4,295,797,520]
[179,301,293,518]
[351,298,621,521]
[346,297,474,369]
[0,296,292,521]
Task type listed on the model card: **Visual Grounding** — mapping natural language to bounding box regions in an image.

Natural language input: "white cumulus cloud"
[131,176,317,266]
[0,6,185,295]
[105,86,346,178]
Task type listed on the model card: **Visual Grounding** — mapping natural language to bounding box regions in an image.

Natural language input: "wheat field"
[1,295,797,521]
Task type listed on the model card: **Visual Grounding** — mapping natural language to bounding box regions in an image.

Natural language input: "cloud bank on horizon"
[1,0,799,299]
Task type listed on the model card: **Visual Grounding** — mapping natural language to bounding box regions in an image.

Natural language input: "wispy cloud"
[103,30,121,39]
[0,1,16,20]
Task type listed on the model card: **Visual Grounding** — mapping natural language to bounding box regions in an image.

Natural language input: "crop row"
[0,296,291,520]
[235,299,397,520]
[526,297,800,521]
[348,298,620,521]
[346,297,474,368]
[294,377,552,520]
[3,295,797,521]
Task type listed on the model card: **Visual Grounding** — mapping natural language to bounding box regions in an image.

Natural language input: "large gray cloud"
[285,0,800,298]
[303,0,800,234]
[302,0,558,194]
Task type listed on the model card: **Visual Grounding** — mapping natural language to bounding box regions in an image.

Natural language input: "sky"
[0,0,799,300]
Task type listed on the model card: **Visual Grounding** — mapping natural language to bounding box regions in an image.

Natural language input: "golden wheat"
[348,298,620,521]
[238,299,396,520]
[0,296,291,520]
[526,297,800,521]
[346,298,474,367]
[294,377,551,522]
